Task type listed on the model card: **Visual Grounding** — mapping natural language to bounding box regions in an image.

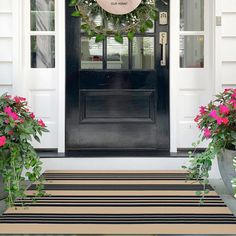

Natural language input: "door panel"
[66,0,169,151]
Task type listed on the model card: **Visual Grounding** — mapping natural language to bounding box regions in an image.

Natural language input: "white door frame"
[16,0,217,153]
[56,0,216,153]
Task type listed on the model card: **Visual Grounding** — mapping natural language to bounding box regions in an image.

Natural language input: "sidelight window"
[179,0,204,68]
[30,0,55,68]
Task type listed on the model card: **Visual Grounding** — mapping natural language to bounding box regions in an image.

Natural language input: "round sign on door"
[96,0,142,15]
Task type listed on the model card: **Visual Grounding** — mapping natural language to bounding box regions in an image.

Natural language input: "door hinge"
[216,16,222,26]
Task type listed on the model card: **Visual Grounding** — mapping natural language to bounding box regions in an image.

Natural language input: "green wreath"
[69,0,159,43]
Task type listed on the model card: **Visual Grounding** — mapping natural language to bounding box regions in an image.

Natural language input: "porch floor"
[0,171,236,235]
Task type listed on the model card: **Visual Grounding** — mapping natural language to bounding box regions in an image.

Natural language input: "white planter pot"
[217,149,236,196]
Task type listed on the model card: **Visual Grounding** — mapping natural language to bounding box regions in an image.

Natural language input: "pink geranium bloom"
[14,96,21,104]
[194,115,201,123]
[219,105,230,115]
[203,128,211,138]
[19,97,26,101]
[9,112,19,121]
[222,117,229,125]
[216,117,224,125]
[8,130,14,135]
[224,88,231,93]
[199,106,206,115]
[30,113,35,119]
[0,136,6,147]
[4,106,12,114]
[209,110,218,119]
[4,95,12,99]
[38,119,46,127]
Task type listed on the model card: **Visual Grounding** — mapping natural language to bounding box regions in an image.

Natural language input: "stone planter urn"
[0,175,7,200]
[217,149,236,195]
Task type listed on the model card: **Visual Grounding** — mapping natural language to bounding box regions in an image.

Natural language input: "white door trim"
[57,0,66,153]
[55,0,216,153]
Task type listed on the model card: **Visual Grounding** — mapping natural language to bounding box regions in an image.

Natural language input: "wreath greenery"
[69,0,159,43]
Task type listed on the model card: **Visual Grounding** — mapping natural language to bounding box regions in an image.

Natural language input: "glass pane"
[31,0,54,11]
[31,35,55,68]
[132,37,155,70]
[107,37,128,69]
[31,12,55,31]
[81,37,103,69]
[180,0,204,31]
[31,0,55,31]
[180,35,204,68]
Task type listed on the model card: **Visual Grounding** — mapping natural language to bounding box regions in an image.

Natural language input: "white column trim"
[57,0,66,153]
[12,0,23,95]
[169,0,179,152]
[214,0,222,93]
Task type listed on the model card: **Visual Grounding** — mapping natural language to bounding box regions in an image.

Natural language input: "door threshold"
[37,150,191,158]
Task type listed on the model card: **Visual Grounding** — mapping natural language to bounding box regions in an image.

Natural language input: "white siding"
[0,0,13,94]
[221,1,236,89]
[0,0,235,151]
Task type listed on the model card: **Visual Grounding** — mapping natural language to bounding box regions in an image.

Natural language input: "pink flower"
[216,117,224,125]
[4,106,19,120]
[232,93,236,100]
[222,117,229,125]
[14,96,21,104]
[224,88,231,93]
[8,130,14,135]
[194,115,201,123]
[219,105,230,115]
[9,112,19,121]
[19,97,26,101]
[199,106,206,115]
[204,128,211,138]
[19,118,24,124]
[4,106,12,114]
[38,119,46,127]
[4,120,9,124]
[0,136,6,147]
[209,110,218,119]
[30,113,35,119]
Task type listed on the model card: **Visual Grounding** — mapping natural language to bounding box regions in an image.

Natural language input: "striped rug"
[0,170,236,234]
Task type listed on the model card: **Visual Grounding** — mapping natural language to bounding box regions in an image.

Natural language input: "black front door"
[66,0,169,151]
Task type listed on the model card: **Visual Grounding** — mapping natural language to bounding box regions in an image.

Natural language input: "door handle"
[159,32,167,66]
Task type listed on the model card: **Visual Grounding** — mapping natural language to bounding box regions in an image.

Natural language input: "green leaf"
[231,131,236,140]
[71,10,81,17]
[196,191,202,196]
[114,34,123,44]
[145,20,154,29]
[95,34,105,43]
[140,24,148,33]
[69,0,78,7]
[127,31,135,41]
[150,10,158,20]
[81,24,89,30]
[34,135,41,143]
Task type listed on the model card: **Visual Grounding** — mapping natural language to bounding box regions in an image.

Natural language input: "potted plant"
[232,157,236,197]
[0,93,48,206]
[184,88,236,196]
